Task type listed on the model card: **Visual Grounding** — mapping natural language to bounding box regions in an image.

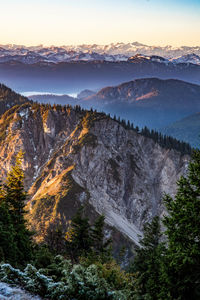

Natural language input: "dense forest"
[0,148,200,299]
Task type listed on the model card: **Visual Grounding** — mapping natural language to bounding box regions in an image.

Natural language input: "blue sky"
[1,0,200,46]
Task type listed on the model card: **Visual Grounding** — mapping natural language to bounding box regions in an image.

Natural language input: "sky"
[0,0,200,47]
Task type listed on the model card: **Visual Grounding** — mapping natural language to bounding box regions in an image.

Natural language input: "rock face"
[0,103,189,247]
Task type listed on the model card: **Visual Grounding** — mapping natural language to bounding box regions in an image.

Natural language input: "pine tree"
[135,126,139,133]
[5,151,26,217]
[45,221,66,254]
[131,216,165,300]
[65,206,92,262]
[2,151,33,266]
[0,201,17,264]
[162,149,200,299]
[91,215,112,261]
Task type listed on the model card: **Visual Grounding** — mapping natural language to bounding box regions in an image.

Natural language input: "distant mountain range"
[1,43,200,63]
[30,78,200,130]
[0,46,128,64]
[0,46,200,66]
[1,54,200,94]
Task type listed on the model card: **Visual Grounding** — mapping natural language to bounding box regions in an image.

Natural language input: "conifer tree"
[91,215,112,261]
[0,201,17,264]
[45,221,66,254]
[131,216,165,299]
[65,206,92,262]
[91,215,105,254]
[2,151,33,266]
[135,126,139,133]
[5,151,26,217]
[162,150,200,299]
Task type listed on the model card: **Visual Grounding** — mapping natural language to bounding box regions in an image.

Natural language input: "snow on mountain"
[171,53,200,65]
[62,42,200,58]
[0,45,129,63]
[0,43,200,64]
[127,54,169,64]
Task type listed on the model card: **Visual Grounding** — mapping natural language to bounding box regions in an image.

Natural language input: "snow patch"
[18,108,29,120]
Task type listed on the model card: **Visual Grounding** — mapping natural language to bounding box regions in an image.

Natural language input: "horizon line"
[0,41,200,48]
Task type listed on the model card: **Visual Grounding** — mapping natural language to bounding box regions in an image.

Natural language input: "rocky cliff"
[0,102,189,250]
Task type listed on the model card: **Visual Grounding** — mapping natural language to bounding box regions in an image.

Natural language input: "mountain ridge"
[1,56,200,94]
[0,98,190,251]
[1,43,200,63]
[30,78,200,131]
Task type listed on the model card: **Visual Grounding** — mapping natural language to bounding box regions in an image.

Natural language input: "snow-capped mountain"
[170,53,200,65]
[62,42,200,58]
[127,53,200,66]
[127,54,169,64]
[0,43,200,64]
[0,45,128,64]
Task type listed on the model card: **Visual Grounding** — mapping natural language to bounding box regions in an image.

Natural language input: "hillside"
[31,78,200,129]
[85,78,200,128]
[161,113,200,148]
[0,84,30,116]
[0,101,189,253]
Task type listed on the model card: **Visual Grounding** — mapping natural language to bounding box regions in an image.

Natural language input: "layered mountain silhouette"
[1,55,200,93]
[30,78,200,130]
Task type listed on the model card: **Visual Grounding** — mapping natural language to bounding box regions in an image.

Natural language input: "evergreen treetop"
[0,151,33,267]
[163,149,200,299]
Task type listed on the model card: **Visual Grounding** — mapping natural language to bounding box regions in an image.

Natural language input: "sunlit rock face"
[0,103,189,248]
